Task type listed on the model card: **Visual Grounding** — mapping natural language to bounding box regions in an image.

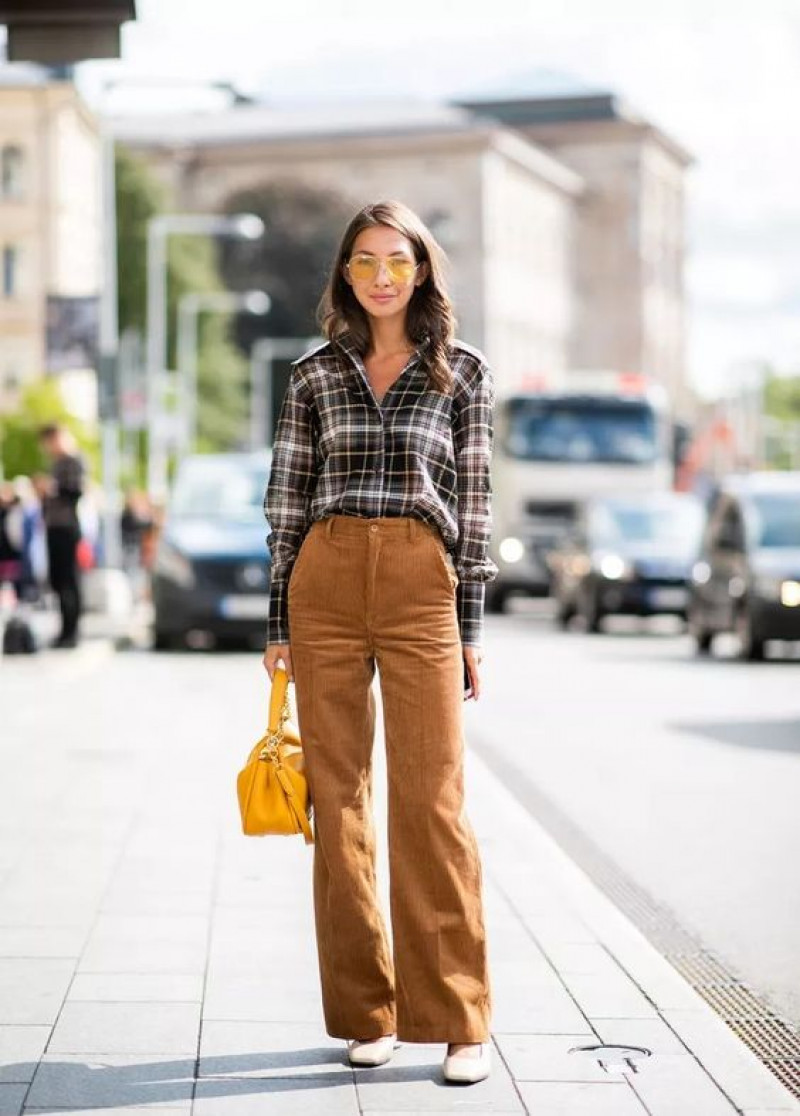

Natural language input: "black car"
[151,452,272,650]
[551,491,705,632]
[688,472,800,660]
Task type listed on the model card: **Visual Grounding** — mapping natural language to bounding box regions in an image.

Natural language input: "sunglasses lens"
[348,255,378,281]
[387,260,417,283]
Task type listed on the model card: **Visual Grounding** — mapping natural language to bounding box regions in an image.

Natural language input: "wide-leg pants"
[287,514,492,1043]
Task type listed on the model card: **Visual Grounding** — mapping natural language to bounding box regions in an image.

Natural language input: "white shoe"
[346,1033,398,1067]
[443,1042,491,1084]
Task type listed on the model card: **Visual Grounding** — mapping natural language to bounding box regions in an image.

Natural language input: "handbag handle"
[268,665,292,732]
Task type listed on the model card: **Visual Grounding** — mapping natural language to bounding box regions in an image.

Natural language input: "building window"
[2,246,19,297]
[1,146,24,199]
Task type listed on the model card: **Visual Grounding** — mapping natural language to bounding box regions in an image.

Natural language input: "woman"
[263,200,497,1084]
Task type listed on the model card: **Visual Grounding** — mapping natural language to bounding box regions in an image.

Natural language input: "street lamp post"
[249,337,322,451]
[145,213,264,501]
[176,289,271,465]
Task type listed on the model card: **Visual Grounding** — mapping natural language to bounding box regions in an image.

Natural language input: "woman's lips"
[370,294,395,302]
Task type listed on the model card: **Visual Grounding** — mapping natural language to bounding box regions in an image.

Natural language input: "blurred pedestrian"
[0,481,24,598]
[37,423,87,648]
[120,489,154,600]
[263,200,496,1083]
[11,475,47,602]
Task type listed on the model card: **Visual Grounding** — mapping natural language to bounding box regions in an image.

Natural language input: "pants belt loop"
[408,518,417,541]
[326,517,335,538]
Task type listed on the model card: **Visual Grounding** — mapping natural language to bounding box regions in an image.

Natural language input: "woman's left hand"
[463,645,483,701]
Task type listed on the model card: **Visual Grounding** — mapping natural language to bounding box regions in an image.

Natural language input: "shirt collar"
[334,329,430,397]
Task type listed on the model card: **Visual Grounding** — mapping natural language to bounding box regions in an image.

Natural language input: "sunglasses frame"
[345,253,423,285]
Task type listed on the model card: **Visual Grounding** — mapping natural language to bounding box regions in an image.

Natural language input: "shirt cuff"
[456,580,485,648]
[266,571,291,645]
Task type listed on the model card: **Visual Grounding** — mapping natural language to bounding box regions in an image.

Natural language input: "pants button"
[369,524,378,533]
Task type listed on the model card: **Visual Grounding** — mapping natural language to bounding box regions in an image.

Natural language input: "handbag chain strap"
[258,685,292,766]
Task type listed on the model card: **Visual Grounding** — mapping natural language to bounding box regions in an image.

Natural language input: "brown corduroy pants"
[287,514,492,1043]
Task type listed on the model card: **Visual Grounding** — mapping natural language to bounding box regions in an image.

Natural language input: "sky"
[74,0,800,399]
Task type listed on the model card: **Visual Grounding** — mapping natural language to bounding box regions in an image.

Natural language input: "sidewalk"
[0,662,797,1115]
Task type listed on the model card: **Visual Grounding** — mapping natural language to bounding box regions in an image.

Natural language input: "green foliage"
[763,371,800,470]
[114,144,248,454]
[0,379,98,480]
[764,372,800,421]
[217,177,353,350]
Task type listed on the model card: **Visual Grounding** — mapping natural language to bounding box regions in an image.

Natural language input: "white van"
[488,372,674,612]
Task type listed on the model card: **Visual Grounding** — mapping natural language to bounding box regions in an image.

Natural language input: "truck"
[487,371,675,612]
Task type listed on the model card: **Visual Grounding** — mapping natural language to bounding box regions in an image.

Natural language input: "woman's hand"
[263,642,294,681]
[463,645,483,701]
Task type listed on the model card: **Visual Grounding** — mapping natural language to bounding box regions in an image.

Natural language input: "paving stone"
[494,1032,611,1082]
[25,1054,194,1109]
[556,968,658,1020]
[78,914,209,975]
[199,1021,350,1078]
[0,1026,50,1083]
[24,1109,188,1115]
[202,974,324,1024]
[193,1073,359,1113]
[67,974,203,1003]
[661,1011,798,1111]
[515,1079,648,1114]
[0,927,87,959]
[589,1017,687,1055]
[0,960,75,1025]
[48,1002,201,1055]
[491,981,592,1034]
[625,1052,740,1115]
[0,1083,26,1115]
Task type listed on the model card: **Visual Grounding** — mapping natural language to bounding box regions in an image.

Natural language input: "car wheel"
[736,606,766,661]
[486,585,508,614]
[555,598,576,630]
[580,586,604,633]
[688,609,713,655]
[153,628,178,652]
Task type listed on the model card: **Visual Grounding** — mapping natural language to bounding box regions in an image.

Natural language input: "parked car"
[151,452,272,650]
[688,472,800,660]
[550,491,705,632]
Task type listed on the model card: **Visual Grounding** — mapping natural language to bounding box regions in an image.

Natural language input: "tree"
[115,146,248,455]
[763,371,800,470]
[217,178,353,351]
[0,379,97,480]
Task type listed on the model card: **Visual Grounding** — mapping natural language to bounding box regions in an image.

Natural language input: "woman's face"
[343,224,428,327]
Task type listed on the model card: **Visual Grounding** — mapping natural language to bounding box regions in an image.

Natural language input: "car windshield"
[169,460,269,522]
[503,398,659,465]
[750,493,800,548]
[590,500,705,553]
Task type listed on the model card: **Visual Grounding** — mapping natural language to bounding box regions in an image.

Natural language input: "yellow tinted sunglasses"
[346,253,421,285]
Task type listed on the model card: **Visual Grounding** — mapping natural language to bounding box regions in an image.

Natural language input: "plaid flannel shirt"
[264,331,498,648]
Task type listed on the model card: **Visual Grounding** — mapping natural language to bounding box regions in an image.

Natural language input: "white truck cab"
[488,371,674,611]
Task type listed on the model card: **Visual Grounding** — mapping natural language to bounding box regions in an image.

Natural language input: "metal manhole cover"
[568,1044,652,1075]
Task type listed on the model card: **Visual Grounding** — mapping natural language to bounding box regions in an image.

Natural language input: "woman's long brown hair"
[317,200,457,394]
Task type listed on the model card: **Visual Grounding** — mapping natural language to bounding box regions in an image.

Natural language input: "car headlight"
[154,541,195,589]
[595,553,633,581]
[754,575,783,600]
[781,580,800,607]
[499,536,525,563]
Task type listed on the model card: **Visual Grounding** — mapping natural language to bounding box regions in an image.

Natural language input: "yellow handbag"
[236,666,314,844]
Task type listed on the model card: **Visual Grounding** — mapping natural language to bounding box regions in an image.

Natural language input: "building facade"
[0,74,101,418]
[460,94,692,410]
[114,101,581,397]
